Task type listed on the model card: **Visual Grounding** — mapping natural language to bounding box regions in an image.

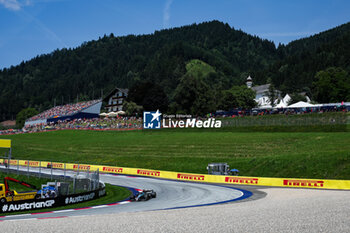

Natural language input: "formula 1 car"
[130,189,156,201]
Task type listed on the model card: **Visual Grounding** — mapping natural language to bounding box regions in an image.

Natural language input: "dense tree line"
[0,20,349,120]
[15,108,38,128]
[253,22,350,98]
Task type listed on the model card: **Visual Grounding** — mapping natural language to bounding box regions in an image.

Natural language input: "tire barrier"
[0,187,106,214]
[1,159,350,190]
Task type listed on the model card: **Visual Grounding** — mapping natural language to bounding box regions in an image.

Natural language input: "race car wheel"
[0,198,6,204]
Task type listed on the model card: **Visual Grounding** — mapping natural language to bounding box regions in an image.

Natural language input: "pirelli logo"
[102,166,123,173]
[51,163,63,168]
[225,177,259,185]
[137,169,160,177]
[283,179,324,188]
[177,173,205,181]
[24,161,39,166]
[4,160,18,165]
[73,165,91,170]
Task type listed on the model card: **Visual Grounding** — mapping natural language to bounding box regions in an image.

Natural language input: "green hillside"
[0,21,277,120]
[1,20,350,120]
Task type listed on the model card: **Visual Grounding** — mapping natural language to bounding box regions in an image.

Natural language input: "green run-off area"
[1,129,350,179]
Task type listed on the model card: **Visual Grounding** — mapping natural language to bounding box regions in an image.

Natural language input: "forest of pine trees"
[0,20,349,120]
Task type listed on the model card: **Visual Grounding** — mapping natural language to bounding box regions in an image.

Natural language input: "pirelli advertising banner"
[1,159,350,190]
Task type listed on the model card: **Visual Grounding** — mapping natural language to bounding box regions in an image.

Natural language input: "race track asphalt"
[1,166,349,232]
[0,166,248,220]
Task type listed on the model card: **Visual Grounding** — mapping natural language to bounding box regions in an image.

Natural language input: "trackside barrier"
[0,187,106,214]
[1,159,350,190]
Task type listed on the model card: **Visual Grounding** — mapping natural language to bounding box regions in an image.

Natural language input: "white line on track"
[91,205,107,209]
[51,209,74,213]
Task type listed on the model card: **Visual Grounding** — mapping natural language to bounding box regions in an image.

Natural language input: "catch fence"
[0,158,100,195]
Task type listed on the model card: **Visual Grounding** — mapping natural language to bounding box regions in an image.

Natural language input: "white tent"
[287,101,316,108]
[99,112,107,117]
[116,110,126,115]
[107,112,118,117]
[274,94,291,108]
[275,101,287,108]
[256,96,273,109]
[283,94,291,104]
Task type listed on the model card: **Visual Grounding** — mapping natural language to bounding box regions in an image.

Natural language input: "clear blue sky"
[0,0,349,69]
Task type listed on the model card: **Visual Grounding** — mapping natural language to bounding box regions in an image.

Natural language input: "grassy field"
[0,172,131,216]
[1,129,349,179]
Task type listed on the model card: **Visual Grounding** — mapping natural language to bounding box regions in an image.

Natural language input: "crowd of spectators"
[39,117,142,131]
[214,105,349,118]
[1,103,348,136]
[0,117,142,135]
[0,128,23,135]
[27,99,101,121]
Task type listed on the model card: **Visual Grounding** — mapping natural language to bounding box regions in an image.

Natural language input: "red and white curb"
[0,200,132,222]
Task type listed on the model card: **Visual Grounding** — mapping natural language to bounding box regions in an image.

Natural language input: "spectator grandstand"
[27,99,101,121]
[25,99,102,127]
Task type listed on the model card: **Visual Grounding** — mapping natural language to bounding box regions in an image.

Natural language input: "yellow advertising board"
[6,159,350,190]
[0,139,11,148]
